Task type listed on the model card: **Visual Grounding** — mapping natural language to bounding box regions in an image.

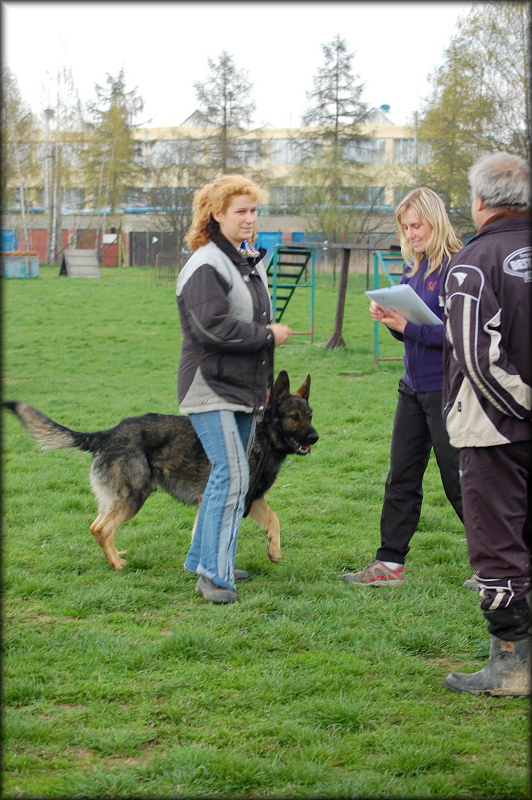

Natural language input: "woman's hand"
[368,301,407,333]
[369,300,385,321]
[268,323,292,347]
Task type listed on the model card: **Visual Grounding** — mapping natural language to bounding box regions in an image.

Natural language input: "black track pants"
[459,441,532,624]
[376,381,463,564]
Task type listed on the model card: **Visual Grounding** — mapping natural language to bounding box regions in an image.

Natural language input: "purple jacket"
[388,256,446,392]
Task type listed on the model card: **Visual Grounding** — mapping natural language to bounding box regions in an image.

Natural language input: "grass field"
[2,265,530,799]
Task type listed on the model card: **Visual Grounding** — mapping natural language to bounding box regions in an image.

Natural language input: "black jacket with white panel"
[442,212,532,448]
[176,233,274,414]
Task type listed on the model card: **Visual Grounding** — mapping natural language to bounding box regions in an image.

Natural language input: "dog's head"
[269,370,319,455]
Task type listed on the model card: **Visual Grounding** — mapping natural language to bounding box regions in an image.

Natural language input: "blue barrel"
[1,231,18,251]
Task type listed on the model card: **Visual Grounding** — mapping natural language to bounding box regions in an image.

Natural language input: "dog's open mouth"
[286,436,312,455]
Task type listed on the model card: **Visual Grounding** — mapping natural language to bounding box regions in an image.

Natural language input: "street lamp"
[43,108,55,264]
[43,108,54,215]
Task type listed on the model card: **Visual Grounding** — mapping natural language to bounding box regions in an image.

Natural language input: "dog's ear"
[294,374,311,399]
[273,370,290,402]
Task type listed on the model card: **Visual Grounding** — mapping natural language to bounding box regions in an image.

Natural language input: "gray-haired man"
[442,151,531,697]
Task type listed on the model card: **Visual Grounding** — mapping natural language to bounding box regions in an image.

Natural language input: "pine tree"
[82,69,144,216]
[194,51,256,172]
[302,34,368,155]
[294,35,376,243]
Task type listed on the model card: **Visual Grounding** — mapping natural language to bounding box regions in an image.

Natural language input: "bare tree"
[418,1,530,226]
[39,67,86,263]
[1,66,39,247]
[146,136,212,267]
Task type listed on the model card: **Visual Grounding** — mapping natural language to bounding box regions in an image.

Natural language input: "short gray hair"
[468,151,530,210]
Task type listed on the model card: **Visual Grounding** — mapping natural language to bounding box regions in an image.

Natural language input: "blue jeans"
[184,410,256,591]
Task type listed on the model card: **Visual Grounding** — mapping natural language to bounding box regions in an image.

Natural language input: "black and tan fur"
[3,371,318,570]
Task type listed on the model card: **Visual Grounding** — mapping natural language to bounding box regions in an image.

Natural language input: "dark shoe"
[342,559,404,586]
[234,569,250,582]
[462,572,479,591]
[445,636,531,697]
[195,575,237,604]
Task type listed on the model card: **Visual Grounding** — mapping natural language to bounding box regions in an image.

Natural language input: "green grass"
[2,265,530,799]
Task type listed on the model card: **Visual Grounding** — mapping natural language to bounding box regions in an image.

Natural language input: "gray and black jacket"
[176,233,274,414]
[442,212,532,447]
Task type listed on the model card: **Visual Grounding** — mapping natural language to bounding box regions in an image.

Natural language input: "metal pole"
[413,111,419,186]
[271,245,279,321]
[309,248,315,343]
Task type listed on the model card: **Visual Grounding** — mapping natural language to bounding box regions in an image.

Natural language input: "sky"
[2,1,474,130]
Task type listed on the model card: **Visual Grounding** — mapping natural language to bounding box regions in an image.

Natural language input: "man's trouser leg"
[445,442,531,696]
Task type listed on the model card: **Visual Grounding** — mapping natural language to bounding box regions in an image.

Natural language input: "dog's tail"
[3,402,97,453]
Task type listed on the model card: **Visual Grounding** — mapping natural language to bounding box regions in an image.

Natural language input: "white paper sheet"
[365,284,443,326]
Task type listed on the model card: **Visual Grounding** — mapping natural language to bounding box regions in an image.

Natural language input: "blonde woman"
[177,174,291,604]
[343,187,464,586]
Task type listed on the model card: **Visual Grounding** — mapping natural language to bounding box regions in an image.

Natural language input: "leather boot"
[445,635,531,697]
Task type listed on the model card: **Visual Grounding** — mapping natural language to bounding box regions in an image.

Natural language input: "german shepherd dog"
[4,371,318,570]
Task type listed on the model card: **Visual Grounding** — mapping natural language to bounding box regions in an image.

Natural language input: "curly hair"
[395,187,462,278]
[186,174,265,251]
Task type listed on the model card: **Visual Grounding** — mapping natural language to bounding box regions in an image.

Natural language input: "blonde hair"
[395,187,462,278]
[186,174,265,251]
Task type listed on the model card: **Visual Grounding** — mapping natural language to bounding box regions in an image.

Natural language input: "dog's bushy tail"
[3,402,95,453]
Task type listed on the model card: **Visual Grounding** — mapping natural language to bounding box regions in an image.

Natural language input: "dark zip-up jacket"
[442,212,532,447]
[176,233,274,414]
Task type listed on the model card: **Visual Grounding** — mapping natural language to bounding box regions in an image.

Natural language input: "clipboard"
[365,284,443,326]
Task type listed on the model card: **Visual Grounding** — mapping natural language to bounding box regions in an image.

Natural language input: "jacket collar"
[477,209,532,234]
[211,232,267,270]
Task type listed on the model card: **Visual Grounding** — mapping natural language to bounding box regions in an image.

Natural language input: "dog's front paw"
[110,551,127,569]
[267,549,281,563]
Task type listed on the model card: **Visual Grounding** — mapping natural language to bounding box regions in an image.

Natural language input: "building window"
[394,138,432,165]
[8,188,21,209]
[394,139,415,164]
[368,187,386,206]
[417,141,432,165]
[269,139,321,164]
[123,188,148,208]
[60,142,86,168]
[348,186,386,207]
[269,186,305,214]
[62,188,85,210]
[33,188,44,208]
[150,139,203,166]
[393,186,414,205]
[338,188,359,208]
[226,139,263,166]
[148,187,194,209]
[133,143,144,165]
[342,138,386,164]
